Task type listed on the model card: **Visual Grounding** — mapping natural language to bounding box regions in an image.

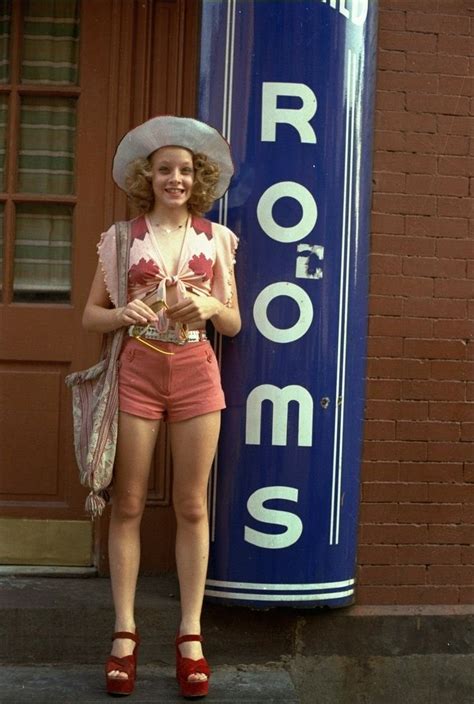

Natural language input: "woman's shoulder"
[190,214,237,242]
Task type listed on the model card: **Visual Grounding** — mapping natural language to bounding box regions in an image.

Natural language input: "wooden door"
[0,0,200,572]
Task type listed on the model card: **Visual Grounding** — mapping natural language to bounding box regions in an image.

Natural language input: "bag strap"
[115,220,131,307]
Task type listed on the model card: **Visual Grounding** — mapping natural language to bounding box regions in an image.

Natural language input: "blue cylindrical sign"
[199,0,378,607]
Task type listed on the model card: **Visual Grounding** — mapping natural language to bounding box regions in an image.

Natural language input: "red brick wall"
[357,0,473,605]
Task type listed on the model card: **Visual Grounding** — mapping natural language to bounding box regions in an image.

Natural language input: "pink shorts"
[118,337,226,422]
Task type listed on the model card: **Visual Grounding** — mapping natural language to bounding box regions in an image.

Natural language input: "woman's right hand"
[116,299,158,327]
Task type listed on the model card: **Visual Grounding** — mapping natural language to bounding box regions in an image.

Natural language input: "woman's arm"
[82,262,158,334]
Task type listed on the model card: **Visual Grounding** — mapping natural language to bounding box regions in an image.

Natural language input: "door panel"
[0,0,200,571]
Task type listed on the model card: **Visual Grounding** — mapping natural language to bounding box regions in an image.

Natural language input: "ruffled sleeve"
[211,222,239,307]
[97,225,119,307]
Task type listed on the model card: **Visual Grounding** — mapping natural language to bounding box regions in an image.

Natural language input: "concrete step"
[0,665,298,704]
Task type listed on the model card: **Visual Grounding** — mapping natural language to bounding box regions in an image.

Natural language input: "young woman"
[82,116,240,698]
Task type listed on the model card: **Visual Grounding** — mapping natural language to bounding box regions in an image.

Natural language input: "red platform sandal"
[176,634,211,699]
[105,631,140,697]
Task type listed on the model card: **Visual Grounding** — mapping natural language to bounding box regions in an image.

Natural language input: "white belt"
[128,325,207,345]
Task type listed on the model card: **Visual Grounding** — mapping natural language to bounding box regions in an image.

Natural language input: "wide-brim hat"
[113,115,234,199]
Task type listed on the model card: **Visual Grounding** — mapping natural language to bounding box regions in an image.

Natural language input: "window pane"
[18,96,76,194]
[0,93,7,190]
[21,0,79,85]
[13,203,72,302]
[0,0,11,84]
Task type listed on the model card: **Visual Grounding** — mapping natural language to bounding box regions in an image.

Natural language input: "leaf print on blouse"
[129,258,162,287]
[189,253,213,282]
[192,216,213,240]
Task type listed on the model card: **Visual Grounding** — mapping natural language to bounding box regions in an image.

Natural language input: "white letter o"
[253,282,313,343]
[257,181,317,243]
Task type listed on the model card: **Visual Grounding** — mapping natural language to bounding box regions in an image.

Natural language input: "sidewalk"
[1,573,473,704]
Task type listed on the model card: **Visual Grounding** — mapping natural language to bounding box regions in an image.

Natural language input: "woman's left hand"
[166,294,222,327]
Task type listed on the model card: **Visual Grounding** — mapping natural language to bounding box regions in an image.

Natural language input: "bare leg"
[170,411,221,683]
[108,411,160,679]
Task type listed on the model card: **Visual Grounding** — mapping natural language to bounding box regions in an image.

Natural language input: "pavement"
[1,573,473,704]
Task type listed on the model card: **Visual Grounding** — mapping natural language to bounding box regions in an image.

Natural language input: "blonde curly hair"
[124,150,221,216]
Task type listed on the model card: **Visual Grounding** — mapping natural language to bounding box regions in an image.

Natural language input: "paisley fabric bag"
[65,221,130,517]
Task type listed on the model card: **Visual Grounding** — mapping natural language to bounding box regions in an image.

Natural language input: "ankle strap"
[112,631,140,644]
[176,634,203,645]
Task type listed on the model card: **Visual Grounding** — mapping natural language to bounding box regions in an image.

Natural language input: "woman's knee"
[112,492,146,522]
[174,495,208,524]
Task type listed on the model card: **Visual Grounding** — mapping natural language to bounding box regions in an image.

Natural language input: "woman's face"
[149,146,194,210]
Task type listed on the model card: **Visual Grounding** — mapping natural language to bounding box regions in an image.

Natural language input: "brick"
[429,482,474,503]
[398,503,462,524]
[405,133,469,156]
[464,465,474,483]
[369,253,403,275]
[377,71,439,94]
[405,52,440,75]
[377,50,406,72]
[371,275,433,297]
[369,316,432,338]
[407,174,469,197]
[365,399,429,421]
[427,442,473,463]
[428,524,472,544]
[406,12,469,35]
[376,110,437,133]
[461,423,474,442]
[371,234,436,257]
[375,90,406,111]
[366,379,402,400]
[380,29,437,53]
[359,503,399,523]
[399,462,464,483]
[363,481,429,503]
[461,504,474,523]
[356,586,398,605]
[438,115,472,136]
[366,337,404,357]
[366,357,408,379]
[374,151,437,174]
[374,193,437,216]
[428,565,474,586]
[361,461,400,482]
[437,196,472,219]
[403,297,467,319]
[438,156,474,177]
[429,402,473,422]
[469,261,474,280]
[372,172,406,193]
[431,360,474,381]
[368,295,404,316]
[364,420,397,440]
[379,10,405,31]
[459,586,474,604]
[360,565,425,586]
[437,55,470,76]
[438,34,474,57]
[407,94,471,117]
[397,545,461,565]
[395,586,459,605]
[397,420,460,442]
[357,544,398,565]
[402,256,466,278]
[436,238,474,258]
[374,129,407,151]
[363,440,429,463]
[433,319,474,340]
[434,278,473,299]
[402,380,465,402]
[439,75,474,97]
[360,523,429,544]
[404,338,467,360]
[371,212,405,235]
[461,546,474,564]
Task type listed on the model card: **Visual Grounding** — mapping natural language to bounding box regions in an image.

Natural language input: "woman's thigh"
[169,411,221,505]
[113,411,161,502]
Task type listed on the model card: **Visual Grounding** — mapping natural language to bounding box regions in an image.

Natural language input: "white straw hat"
[113,115,234,198]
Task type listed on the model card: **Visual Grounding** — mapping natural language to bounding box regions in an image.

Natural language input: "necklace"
[151,218,188,235]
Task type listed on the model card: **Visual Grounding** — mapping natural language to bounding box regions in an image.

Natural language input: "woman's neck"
[147,206,190,230]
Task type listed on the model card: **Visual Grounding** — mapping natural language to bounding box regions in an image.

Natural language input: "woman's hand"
[116,299,158,327]
[166,293,221,327]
